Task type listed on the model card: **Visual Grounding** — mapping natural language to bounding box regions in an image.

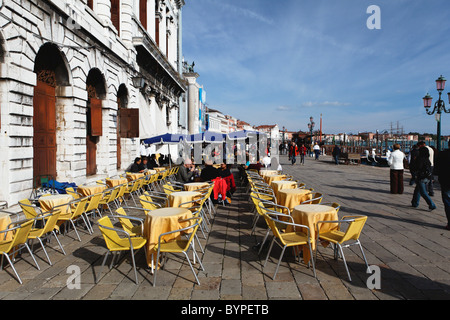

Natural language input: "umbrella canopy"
[188,131,226,144]
[143,133,187,145]
[227,130,262,140]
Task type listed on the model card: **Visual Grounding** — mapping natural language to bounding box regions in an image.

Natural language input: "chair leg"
[183,251,201,285]
[37,237,52,265]
[129,247,139,285]
[273,246,287,280]
[96,251,110,283]
[52,231,66,255]
[337,244,352,282]
[24,243,40,270]
[263,237,276,268]
[307,242,317,278]
[69,220,82,242]
[357,240,371,272]
[3,253,22,284]
[258,229,271,255]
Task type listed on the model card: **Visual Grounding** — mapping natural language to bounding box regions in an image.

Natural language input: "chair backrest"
[341,216,367,243]
[34,210,61,237]
[70,197,89,219]
[11,219,34,248]
[19,199,39,219]
[97,216,127,250]
[331,202,340,213]
[102,187,120,203]
[115,208,135,234]
[85,193,103,212]
[66,188,81,199]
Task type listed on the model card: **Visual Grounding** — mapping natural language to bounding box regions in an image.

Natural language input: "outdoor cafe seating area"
[246,168,371,282]
[0,166,217,285]
[0,163,371,286]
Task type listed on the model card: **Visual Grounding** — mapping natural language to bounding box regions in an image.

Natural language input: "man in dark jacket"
[176,159,195,184]
[435,140,450,230]
[201,160,220,182]
[332,145,341,165]
[130,157,142,173]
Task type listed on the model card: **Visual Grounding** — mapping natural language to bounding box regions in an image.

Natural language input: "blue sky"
[182,0,450,135]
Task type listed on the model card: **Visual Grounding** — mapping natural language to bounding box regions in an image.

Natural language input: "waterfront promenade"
[0,155,449,301]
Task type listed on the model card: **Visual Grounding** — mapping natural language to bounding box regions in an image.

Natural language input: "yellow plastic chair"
[84,192,104,228]
[0,219,40,284]
[256,201,292,255]
[57,197,90,241]
[301,192,323,205]
[315,215,370,282]
[96,216,147,285]
[139,195,163,213]
[153,217,204,287]
[99,186,120,215]
[263,213,316,280]
[322,202,341,214]
[65,187,81,199]
[28,209,66,265]
[115,208,145,237]
[123,180,141,206]
[18,199,41,219]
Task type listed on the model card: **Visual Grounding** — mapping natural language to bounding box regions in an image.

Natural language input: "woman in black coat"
[410,147,436,211]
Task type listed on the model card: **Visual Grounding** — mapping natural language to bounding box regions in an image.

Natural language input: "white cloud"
[276,106,291,111]
[301,101,351,108]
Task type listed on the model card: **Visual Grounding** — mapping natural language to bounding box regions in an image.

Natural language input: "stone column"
[96,0,112,23]
[183,72,199,135]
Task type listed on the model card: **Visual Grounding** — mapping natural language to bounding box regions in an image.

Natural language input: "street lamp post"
[423,75,450,151]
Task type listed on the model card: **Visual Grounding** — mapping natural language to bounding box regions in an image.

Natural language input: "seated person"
[176,158,195,184]
[147,154,159,169]
[245,159,263,173]
[220,163,236,197]
[129,157,142,173]
[139,156,149,172]
[200,160,220,182]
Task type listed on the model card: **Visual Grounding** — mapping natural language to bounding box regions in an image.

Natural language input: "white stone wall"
[0,0,185,206]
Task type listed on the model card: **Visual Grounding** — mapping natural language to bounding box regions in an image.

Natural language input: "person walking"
[410,147,436,211]
[290,142,299,165]
[299,144,307,165]
[417,141,435,196]
[313,143,321,160]
[332,145,341,165]
[387,144,405,194]
[434,140,450,230]
[408,144,419,185]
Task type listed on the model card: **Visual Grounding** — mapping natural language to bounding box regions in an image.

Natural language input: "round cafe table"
[77,184,107,197]
[143,207,193,269]
[153,167,166,173]
[263,174,287,185]
[106,178,128,188]
[126,173,145,181]
[39,194,73,216]
[259,170,278,177]
[168,191,202,208]
[288,204,339,264]
[184,182,209,192]
[276,189,312,212]
[271,181,297,195]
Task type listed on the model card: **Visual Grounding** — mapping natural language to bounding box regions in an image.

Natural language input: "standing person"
[299,144,307,165]
[387,144,405,194]
[408,144,419,185]
[417,141,435,196]
[290,142,299,165]
[410,147,436,211]
[313,143,321,160]
[434,140,450,230]
[288,142,292,162]
[332,145,341,165]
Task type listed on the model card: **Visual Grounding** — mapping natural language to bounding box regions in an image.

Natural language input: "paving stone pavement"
[1,154,449,302]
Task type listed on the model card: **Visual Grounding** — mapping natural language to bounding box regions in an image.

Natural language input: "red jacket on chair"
[212,177,228,200]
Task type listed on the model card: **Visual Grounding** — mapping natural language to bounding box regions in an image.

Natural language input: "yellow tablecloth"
[143,207,193,268]
[168,191,202,208]
[263,174,286,185]
[39,194,73,217]
[184,182,209,192]
[276,189,312,212]
[126,173,145,181]
[145,170,157,176]
[271,181,297,195]
[0,212,13,241]
[153,167,166,173]
[289,204,339,264]
[77,184,107,196]
[106,178,128,188]
[259,170,279,177]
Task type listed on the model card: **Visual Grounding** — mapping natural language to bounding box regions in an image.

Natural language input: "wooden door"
[117,97,122,170]
[86,98,102,176]
[33,80,57,181]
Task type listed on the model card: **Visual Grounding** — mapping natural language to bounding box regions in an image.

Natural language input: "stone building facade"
[0,0,186,205]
